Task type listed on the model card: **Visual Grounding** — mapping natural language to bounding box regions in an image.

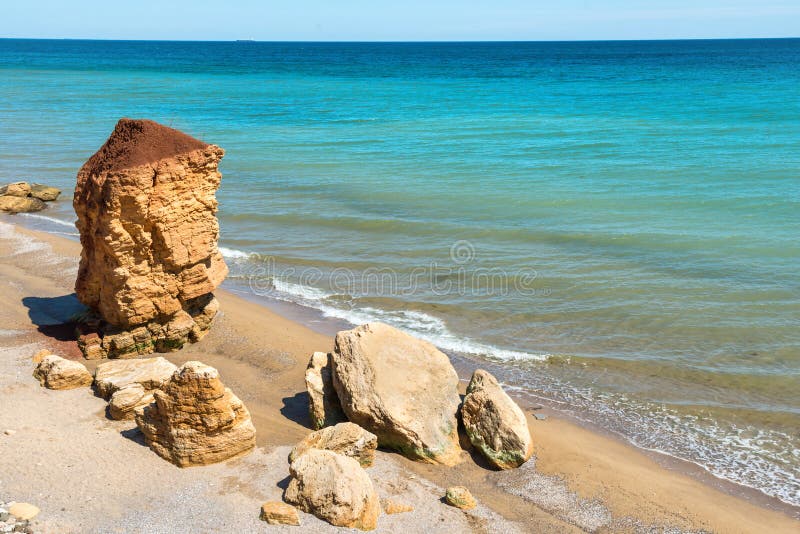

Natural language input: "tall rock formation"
[73,118,227,359]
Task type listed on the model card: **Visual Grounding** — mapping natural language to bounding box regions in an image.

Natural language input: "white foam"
[19,212,77,230]
[0,220,49,256]
[218,246,253,260]
[271,278,330,301]
[260,275,548,362]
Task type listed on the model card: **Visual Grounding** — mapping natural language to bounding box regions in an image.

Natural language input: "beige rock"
[0,181,31,197]
[32,348,52,364]
[381,499,413,514]
[332,322,462,465]
[259,501,300,526]
[73,118,227,358]
[93,357,177,399]
[108,383,154,420]
[444,486,476,510]
[134,361,256,467]
[29,183,61,201]
[8,502,39,520]
[461,369,533,470]
[285,449,380,531]
[305,351,345,430]
[32,354,93,390]
[0,195,45,213]
[289,422,378,468]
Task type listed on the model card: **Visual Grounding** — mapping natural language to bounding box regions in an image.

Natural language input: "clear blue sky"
[2,0,798,41]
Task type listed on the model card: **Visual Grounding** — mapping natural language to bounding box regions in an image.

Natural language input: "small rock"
[285,449,380,530]
[0,182,31,197]
[289,422,377,467]
[33,354,93,390]
[461,369,533,469]
[444,486,476,510]
[534,413,548,421]
[7,503,38,521]
[305,351,346,430]
[4,429,15,436]
[259,501,300,526]
[108,384,154,420]
[381,499,413,514]
[29,184,61,202]
[0,196,45,213]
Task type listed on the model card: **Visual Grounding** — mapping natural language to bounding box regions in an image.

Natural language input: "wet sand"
[1,218,798,533]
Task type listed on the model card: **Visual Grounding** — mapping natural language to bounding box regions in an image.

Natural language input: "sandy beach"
[0,218,796,533]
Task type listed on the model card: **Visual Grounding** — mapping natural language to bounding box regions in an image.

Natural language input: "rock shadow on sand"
[21,294,87,341]
[280,391,313,429]
[120,427,148,448]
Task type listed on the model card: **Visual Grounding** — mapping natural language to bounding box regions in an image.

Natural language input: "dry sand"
[0,218,798,533]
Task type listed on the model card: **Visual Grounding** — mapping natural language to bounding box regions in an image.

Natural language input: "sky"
[2,0,799,41]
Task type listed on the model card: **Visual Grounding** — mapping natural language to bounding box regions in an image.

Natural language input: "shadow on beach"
[21,293,86,342]
[280,391,312,430]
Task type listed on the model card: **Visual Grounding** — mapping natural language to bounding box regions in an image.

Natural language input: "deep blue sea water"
[1,38,798,507]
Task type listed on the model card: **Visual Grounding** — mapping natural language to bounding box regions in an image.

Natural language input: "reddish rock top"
[83,118,209,173]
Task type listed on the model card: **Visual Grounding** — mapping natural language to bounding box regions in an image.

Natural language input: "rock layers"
[461,369,533,469]
[134,361,256,467]
[331,322,462,465]
[93,356,177,399]
[73,118,227,359]
[284,449,381,530]
[94,357,178,420]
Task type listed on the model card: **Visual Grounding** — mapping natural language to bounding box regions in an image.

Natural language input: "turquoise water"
[1,39,799,508]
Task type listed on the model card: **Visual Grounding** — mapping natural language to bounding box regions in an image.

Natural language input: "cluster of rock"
[94,357,177,419]
[31,350,256,468]
[0,501,38,533]
[72,118,227,359]
[0,181,60,213]
[306,322,533,470]
[270,422,400,529]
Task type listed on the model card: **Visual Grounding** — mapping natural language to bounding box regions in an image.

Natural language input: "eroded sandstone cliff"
[74,118,227,358]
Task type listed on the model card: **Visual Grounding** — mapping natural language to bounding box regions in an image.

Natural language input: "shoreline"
[1,215,798,532]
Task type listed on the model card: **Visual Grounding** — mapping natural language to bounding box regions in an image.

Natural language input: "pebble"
[0,502,32,534]
[3,430,15,436]
[534,413,548,420]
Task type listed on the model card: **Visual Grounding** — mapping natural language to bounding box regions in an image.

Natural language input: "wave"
[19,212,77,230]
[253,272,549,362]
[218,246,255,260]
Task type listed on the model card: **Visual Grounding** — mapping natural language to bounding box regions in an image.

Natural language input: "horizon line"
[1,36,798,44]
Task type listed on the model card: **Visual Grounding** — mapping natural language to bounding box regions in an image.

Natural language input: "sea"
[1,38,798,509]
